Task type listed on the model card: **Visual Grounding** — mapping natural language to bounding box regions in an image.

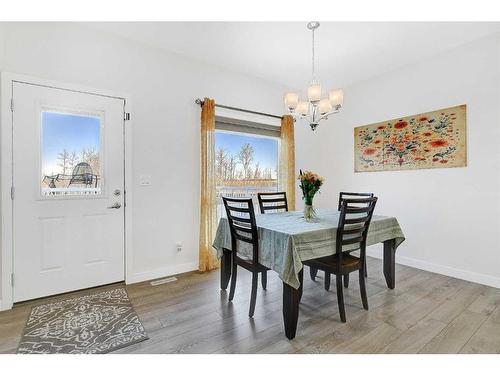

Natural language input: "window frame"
[214,117,281,218]
[37,105,106,201]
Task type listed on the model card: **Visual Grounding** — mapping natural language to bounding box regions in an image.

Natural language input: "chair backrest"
[222,197,259,263]
[338,191,374,211]
[335,197,378,271]
[257,192,288,214]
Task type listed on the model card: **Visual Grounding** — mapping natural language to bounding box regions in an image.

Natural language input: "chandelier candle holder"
[284,22,344,131]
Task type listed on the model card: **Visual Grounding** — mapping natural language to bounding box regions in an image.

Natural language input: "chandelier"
[284,22,344,131]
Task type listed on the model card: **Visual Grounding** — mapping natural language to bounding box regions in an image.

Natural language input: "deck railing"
[216,184,277,219]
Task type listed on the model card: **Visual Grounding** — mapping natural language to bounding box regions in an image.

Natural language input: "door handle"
[107,202,121,209]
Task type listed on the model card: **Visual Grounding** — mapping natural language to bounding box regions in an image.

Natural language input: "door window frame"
[37,106,106,200]
[0,72,133,311]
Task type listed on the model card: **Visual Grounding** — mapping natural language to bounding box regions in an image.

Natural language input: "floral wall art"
[354,105,467,172]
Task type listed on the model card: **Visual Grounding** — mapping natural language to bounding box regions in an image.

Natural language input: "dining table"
[212,208,405,339]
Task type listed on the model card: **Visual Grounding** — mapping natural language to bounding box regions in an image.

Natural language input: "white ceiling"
[83,22,500,90]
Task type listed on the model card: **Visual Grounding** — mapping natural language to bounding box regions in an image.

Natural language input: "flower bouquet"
[298,169,324,222]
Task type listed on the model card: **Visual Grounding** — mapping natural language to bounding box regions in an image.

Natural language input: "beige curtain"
[279,115,296,210]
[199,98,219,272]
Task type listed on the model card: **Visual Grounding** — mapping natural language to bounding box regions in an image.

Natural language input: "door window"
[40,110,103,197]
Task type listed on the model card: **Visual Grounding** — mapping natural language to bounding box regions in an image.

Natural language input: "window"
[40,110,103,197]
[215,116,280,219]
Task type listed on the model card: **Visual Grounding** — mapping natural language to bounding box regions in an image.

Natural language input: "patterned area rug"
[17,288,148,354]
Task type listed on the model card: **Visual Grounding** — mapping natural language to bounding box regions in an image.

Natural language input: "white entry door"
[12,82,126,303]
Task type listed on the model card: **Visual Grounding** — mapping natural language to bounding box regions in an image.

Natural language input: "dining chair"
[339,191,374,281]
[222,196,270,318]
[257,191,288,214]
[303,197,378,322]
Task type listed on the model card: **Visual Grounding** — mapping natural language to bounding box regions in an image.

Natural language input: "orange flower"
[419,117,428,122]
[430,139,448,148]
[423,132,432,137]
[363,148,377,156]
[394,120,408,129]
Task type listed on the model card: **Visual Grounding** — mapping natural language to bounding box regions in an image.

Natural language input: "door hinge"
[124,112,131,121]
[11,273,14,287]
[10,98,14,112]
[10,186,14,200]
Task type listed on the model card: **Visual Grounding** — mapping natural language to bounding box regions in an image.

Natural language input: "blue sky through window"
[41,111,101,176]
[215,131,278,177]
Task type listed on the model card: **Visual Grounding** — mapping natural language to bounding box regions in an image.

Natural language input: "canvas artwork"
[354,105,467,172]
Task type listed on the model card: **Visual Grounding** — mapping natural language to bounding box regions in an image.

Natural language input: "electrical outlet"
[176,242,182,252]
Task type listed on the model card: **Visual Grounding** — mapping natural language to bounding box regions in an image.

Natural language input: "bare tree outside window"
[57,149,72,175]
[237,143,254,180]
[215,133,279,219]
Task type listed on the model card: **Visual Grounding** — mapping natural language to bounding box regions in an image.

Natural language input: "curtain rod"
[195,98,283,120]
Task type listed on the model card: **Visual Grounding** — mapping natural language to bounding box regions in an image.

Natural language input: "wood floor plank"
[460,305,500,354]
[380,317,447,353]
[418,310,489,353]
[337,322,403,353]
[429,282,485,324]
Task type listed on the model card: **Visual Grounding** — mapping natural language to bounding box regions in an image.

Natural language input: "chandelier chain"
[312,27,315,79]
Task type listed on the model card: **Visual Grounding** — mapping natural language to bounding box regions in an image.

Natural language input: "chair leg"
[228,259,237,301]
[359,269,369,310]
[249,272,258,317]
[310,267,318,281]
[261,270,267,290]
[364,261,368,278]
[324,272,331,291]
[343,274,350,288]
[336,274,346,322]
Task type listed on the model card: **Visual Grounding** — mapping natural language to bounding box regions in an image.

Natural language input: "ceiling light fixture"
[284,22,343,131]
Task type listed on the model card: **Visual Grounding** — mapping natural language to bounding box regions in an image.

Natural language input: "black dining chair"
[257,192,288,214]
[222,197,270,318]
[338,191,374,281]
[309,191,375,285]
[303,197,378,322]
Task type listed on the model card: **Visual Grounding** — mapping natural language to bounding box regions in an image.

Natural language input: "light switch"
[139,175,152,186]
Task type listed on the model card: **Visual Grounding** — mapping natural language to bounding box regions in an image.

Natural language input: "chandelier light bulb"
[296,101,309,116]
[284,92,299,111]
[329,89,344,108]
[307,82,322,104]
[319,98,333,115]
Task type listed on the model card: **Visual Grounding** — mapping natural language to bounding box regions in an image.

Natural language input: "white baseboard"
[0,299,11,312]
[126,261,199,285]
[367,248,500,289]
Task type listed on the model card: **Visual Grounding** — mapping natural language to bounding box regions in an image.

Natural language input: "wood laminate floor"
[1,256,500,354]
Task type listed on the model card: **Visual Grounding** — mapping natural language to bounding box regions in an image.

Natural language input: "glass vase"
[303,196,317,222]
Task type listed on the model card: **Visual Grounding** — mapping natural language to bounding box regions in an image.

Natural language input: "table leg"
[298,269,304,303]
[282,276,301,340]
[309,266,318,281]
[220,248,232,290]
[383,239,396,289]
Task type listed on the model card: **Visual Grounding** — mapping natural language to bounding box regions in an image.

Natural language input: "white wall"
[313,33,500,287]
[0,22,295,302]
